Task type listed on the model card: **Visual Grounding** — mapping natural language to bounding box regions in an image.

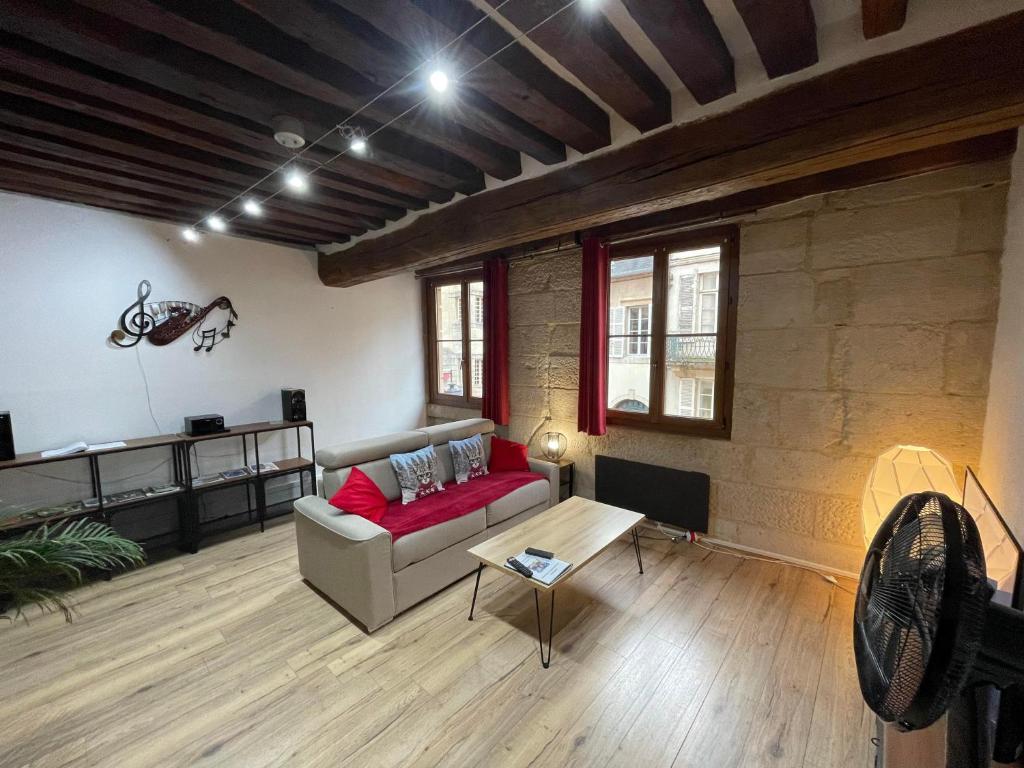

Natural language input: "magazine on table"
[506,551,572,586]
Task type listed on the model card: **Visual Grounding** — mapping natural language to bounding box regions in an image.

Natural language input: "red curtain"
[578,237,609,436]
[482,258,510,425]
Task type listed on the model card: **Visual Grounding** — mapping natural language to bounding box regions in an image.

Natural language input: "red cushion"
[327,467,387,523]
[379,471,545,540]
[489,436,530,473]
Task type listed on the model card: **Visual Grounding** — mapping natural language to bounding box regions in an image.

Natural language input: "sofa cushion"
[379,470,547,542]
[393,508,486,571]
[484,474,551,526]
[450,433,488,484]
[390,445,445,504]
[489,436,530,472]
[324,458,401,501]
[327,467,387,523]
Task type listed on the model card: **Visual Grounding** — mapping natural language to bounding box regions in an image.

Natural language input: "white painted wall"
[982,131,1024,538]
[0,192,424,521]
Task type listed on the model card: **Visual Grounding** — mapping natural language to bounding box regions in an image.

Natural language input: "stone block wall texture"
[503,159,1010,574]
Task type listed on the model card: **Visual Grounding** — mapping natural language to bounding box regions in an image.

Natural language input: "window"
[606,226,738,438]
[425,273,485,407]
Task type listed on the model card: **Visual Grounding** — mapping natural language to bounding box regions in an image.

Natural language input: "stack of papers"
[506,551,572,586]
[41,441,127,458]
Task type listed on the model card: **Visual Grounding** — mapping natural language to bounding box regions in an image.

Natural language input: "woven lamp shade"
[541,432,567,461]
[861,445,960,548]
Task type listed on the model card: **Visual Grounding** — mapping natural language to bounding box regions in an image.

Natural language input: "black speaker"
[281,388,306,422]
[0,411,14,461]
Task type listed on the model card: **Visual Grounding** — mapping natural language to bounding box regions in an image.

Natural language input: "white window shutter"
[677,378,695,417]
[610,306,624,358]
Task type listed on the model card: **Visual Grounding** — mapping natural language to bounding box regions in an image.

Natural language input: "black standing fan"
[854,492,1024,732]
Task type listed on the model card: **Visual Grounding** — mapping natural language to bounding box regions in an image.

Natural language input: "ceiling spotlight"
[580,0,601,9]
[285,168,309,193]
[350,136,367,154]
[181,227,200,243]
[429,69,450,94]
[242,198,263,216]
[206,214,226,232]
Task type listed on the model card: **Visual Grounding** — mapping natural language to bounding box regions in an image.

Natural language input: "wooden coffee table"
[466,496,645,668]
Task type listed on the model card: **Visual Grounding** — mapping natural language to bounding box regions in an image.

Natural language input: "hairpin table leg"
[534,589,555,668]
[632,528,644,574]
[468,563,483,621]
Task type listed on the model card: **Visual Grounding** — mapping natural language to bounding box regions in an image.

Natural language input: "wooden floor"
[0,519,874,768]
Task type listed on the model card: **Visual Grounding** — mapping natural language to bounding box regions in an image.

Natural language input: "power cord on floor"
[639,521,855,594]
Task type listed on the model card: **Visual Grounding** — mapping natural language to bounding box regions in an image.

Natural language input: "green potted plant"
[0,519,146,622]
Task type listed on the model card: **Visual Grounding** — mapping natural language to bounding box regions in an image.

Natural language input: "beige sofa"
[293,418,560,631]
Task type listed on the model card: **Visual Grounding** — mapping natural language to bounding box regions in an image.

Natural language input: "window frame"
[424,270,484,409]
[605,225,739,439]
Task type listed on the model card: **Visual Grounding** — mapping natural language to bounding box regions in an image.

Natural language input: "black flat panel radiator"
[595,455,709,533]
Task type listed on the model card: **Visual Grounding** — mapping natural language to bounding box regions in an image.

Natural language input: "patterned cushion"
[389,445,445,505]
[449,433,489,484]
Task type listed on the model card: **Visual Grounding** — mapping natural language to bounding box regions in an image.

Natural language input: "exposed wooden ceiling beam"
[585,131,1017,241]
[231,0,572,164]
[71,0,528,179]
[0,34,441,210]
[0,64,409,222]
[733,0,818,78]
[318,12,1024,285]
[0,125,390,235]
[0,180,324,247]
[325,0,609,153]
[618,0,734,104]
[0,0,493,192]
[0,169,350,243]
[862,0,909,39]
[482,0,670,132]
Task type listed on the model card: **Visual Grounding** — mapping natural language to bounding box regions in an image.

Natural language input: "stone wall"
[504,159,1010,574]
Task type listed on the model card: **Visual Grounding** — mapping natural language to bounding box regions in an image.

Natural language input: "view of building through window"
[608,246,721,420]
[434,280,484,400]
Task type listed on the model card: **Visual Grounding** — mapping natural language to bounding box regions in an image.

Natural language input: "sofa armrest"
[528,457,561,509]
[293,495,396,632]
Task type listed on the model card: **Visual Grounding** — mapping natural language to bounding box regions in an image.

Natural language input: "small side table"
[555,458,574,501]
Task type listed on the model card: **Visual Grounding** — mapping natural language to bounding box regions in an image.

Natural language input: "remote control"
[506,557,534,578]
[525,547,554,559]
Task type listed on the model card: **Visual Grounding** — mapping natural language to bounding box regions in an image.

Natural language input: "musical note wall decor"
[109,280,238,353]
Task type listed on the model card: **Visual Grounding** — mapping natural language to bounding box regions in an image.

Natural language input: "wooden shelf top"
[0,432,182,470]
[0,421,314,470]
[178,420,313,443]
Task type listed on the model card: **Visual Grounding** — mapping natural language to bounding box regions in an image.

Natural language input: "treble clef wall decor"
[109,281,239,353]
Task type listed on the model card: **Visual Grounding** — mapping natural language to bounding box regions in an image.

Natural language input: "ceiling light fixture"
[181,227,200,243]
[350,136,367,154]
[285,167,309,193]
[429,69,450,93]
[242,198,263,216]
[206,215,227,232]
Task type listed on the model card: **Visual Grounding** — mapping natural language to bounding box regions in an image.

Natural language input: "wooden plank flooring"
[0,519,875,767]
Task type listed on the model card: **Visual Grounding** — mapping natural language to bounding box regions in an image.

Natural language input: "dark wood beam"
[318,13,1024,285]
[0,145,384,234]
[69,0,524,179]
[483,0,669,132]
[0,63,406,222]
[618,0,734,104]
[0,33,441,210]
[0,125,392,233]
[0,0,491,192]
[586,131,1018,241]
[0,169,349,244]
[232,0,583,164]
[733,0,818,78]
[0,180,323,247]
[326,0,609,153]
[862,0,909,39]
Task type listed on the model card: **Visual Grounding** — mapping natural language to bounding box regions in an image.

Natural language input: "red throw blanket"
[379,471,545,540]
